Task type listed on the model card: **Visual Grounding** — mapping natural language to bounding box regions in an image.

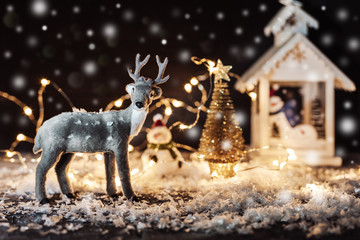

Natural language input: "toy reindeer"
[33,54,169,204]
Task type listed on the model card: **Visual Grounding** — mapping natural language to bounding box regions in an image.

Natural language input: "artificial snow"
[0,152,360,238]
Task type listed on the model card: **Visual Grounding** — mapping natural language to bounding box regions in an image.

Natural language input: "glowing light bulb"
[114,99,123,107]
[179,124,187,130]
[233,163,240,173]
[306,184,319,191]
[211,171,219,177]
[131,168,139,176]
[6,151,15,158]
[115,177,121,186]
[190,77,199,86]
[95,153,103,161]
[207,61,216,74]
[248,92,257,101]
[272,160,279,167]
[184,83,192,93]
[280,161,287,170]
[41,78,50,86]
[23,107,32,116]
[149,160,156,167]
[287,148,297,161]
[172,100,182,108]
[128,145,134,152]
[16,134,26,141]
[165,107,172,116]
[85,179,92,187]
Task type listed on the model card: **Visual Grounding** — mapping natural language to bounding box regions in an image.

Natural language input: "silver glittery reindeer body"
[33,54,169,204]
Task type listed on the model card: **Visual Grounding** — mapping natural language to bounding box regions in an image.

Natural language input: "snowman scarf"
[148,141,178,159]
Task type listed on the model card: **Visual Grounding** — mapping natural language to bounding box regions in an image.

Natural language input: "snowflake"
[338,116,357,136]
[216,12,225,20]
[103,23,117,38]
[31,0,49,17]
[234,27,243,35]
[83,61,98,76]
[88,43,95,50]
[336,8,349,22]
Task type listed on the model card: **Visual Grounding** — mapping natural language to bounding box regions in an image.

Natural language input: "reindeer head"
[126,54,169,111]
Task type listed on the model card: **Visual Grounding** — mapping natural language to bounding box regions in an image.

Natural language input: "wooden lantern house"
[235,0,356,166]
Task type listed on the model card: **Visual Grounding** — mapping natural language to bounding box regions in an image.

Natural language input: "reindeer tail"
[33,131,42,154]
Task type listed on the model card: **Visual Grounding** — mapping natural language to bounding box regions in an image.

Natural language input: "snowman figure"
[141,114,184,175]
[269,91,317,148]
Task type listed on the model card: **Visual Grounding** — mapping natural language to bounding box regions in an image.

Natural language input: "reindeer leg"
[115,147,137,201]
[55,153,75,199]
[36,150,62,204]
[104,152,118,197]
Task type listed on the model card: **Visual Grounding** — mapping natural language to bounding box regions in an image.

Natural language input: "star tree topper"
[209,59,232,83]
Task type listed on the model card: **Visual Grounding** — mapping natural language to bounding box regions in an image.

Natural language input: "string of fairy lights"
[0,70,209,166]
[0,57,292,179]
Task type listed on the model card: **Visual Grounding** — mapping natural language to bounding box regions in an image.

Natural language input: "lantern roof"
[264,0,318,46]
[235,33,356,93]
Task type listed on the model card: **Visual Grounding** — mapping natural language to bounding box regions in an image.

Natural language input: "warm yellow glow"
[184,83,192,93]
[85,179,93,187]
[23,107,32,116]
[248,92,257,101]
[41,78,50,86]
[179,124,187,130]
[76,153,84,157]
[306,184,319,191]
[172,100,182,108]
[68,172,74,179]
[128,145,134,152]
[280,161,287,170]
[198,154,205,159]
[233,163,240,173]
[190,77,199,86]
[131,168,139,176]
[114,99,123,107]
[165,107,172,116]
[149,160,156,167]
[6,151,15,158]
[287,148,297,161]
[16,134,26,141]
[95,153,103,161]
[115,177,121,187]
[211,171,219,177]
[207,61,216,74]
[272,160,279,167]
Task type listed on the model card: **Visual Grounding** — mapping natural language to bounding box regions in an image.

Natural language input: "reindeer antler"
[154,55,169,85]
[128,53,150,82]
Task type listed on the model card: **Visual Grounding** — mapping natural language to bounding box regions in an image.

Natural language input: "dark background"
[0,0,359,158]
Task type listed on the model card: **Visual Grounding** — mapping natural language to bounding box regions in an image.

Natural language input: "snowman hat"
[151,114,166,128]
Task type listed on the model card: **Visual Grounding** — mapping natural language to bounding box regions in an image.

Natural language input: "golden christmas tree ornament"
[211,59,232,83]
[194,57,245,178]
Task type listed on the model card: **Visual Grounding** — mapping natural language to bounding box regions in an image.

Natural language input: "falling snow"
[102,23,118,39]
[338,116,357,136]
[336,8,350,22]
[31,0,49,17]
[347,37,360,51]
[83,61,98,76]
